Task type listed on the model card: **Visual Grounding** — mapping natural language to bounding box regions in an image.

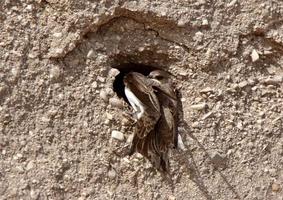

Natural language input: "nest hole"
[112,63,162,102]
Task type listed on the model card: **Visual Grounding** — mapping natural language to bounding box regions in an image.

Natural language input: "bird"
[123,72,161,139]
[148,70,178,148]
[123,70,178,172]
[148,70,179,171]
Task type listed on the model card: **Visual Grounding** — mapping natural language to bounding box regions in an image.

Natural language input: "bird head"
[148,70,171,84]
[148,70,177,100]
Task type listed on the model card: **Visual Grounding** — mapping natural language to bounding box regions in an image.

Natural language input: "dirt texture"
[1,0,283,199]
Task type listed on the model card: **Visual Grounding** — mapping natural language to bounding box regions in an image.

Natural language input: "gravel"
[1,0,282,199]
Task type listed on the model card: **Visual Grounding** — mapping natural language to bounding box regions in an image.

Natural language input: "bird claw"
[112,144,131,157]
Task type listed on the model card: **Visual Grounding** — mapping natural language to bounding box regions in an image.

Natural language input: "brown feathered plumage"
[124,72,160,139]
[124,70,178,172]
[148,70,178,171]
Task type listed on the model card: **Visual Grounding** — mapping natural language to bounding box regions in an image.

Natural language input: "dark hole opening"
[112,63,161,103]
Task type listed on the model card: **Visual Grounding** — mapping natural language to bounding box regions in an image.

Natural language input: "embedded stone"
[191,103,208,110]
[251,49,259,62]
[111,130,124,141]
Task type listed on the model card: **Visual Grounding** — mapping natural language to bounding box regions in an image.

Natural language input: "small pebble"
[121,117,130,126]
[231,83,239,89]
[91,81,97,88]
[97,76,105,83]
[87,49,95,58]
[226,149,234,156]
[49,66,60,80]
[138,46,145,52]
[251,49,259,62]
[168,196,176,200]
[26,161,34,171]
[108,68,120,78]
[105,87,113,95]
[177,19,186,27]
[263,50,272,55]
[227,0,237,7]
[191,103,208,110]
[181,98,186,102]
[194,97,202,102]
[200,87,214,93]
[122,157,130,164]
[106,113,113,120]
[54,48,64,55]
[11,67,20,78]
[16,166,25,173]
[135,153,143,159]
[266,65,277,74]
[160,9,167,16]
[272,183,280,192]
[104,119,110,125]
[236,121,243,130]
[191,121,200,128]
[111,130,124,141]
[99,90,108,102]
[193,31,204,42]
[108,168,116,179]
[179,71,188,76]
[196,0,206,5]
[0,84,7,96]
[259,111,265,118]
[109,97,124,108]
[53,32,62,38]
[202,111,213,120]
[177,134,186,151]
[30,189,39,199]
[238,80,248,88]
[268,168,277,177]
[26,4,33,11]
[41,116,50,123]
[202,19,209,26]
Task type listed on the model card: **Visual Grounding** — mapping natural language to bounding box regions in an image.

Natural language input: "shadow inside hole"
[112,63,161,103]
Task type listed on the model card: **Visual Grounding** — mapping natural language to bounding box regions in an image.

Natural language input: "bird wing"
[152,82,178,149]
[130,72,161,112]
[129,128,169,172]
[155,103,175,151]
[145,85,178,172]
[124,72,161,139]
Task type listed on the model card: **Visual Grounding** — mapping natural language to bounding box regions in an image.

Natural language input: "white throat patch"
[124,87,145,119]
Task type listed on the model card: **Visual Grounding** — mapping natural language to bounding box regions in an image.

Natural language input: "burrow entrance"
[112,63,163,103]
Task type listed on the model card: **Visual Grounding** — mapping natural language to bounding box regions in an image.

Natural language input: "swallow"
[123,72,160,139]
[148,70,179,171]
[123,70,178,172]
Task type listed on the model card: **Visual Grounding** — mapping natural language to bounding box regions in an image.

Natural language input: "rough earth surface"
[1,0,283,199]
